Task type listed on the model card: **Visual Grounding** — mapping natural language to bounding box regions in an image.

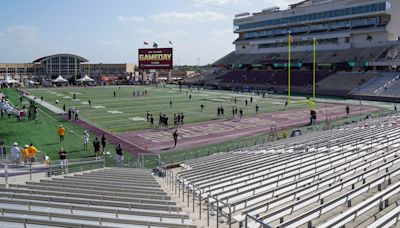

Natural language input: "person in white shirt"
[75,109,79,120]
[83,130,89,150]
[11,142,21,164]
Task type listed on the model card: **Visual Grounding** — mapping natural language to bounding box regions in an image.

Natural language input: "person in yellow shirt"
[282,130,287,139]
[58,125,65,144]
[22,145,29,165]
[27,143,38,162]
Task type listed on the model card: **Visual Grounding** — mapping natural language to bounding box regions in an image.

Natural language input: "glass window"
[379,2,386,10]
[238,2,387,30]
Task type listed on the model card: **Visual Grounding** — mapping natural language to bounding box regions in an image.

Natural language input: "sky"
[0,0,299,65]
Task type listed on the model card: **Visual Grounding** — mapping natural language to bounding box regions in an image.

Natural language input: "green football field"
[0,88,129,161]
[26,85,310,133]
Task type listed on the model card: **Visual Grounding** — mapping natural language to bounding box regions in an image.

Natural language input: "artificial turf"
[0,88,131,161]
[26,85,310,133]
[2,85,387,167]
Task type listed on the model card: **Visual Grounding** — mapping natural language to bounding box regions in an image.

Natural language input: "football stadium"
[1,0,400,227]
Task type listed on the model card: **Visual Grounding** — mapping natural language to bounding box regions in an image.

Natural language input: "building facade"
[233,0,400,54]
[0,54,135,80]
[80,63,135,78]
[32,54,88,77]
[0,63,43,80]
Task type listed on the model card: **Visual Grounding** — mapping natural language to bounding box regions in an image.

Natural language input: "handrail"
[206,193,232,228]
[276,166,400,227]
[1,158,105,186]
[190,182,203,219]
[245,213,272,228]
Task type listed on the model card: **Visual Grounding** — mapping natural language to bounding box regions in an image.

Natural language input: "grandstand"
[316,71,378,96]
[0,168,195,228]
[198,0,400,101]
[2,110,400,227]
[3,0,400,227]
[172,113,400,227]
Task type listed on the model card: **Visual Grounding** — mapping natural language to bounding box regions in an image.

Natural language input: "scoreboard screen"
[138,48,173,70]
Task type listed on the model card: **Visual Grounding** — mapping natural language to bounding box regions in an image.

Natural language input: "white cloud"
[95,40,126,47]
[136,28,152,35]
[0,26,40,48]
[149,11,226,23]
[152,31,190,41]
[6,26,38,38]
[262,0,300,10]
[191,0,241,5]
[210,29,232,36]
[65,36,76,41]
[118,16,144,22]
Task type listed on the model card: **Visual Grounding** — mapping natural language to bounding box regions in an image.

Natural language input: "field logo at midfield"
[128,117,146,121]
[107,110,123,114]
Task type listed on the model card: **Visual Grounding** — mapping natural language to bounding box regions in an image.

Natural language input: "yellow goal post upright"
[287,33,292,103]
[287,35,317,112]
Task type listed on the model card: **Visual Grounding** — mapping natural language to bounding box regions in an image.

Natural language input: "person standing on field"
[74,109,79,120]
[173,129,179,148]
[115,144,123,167]
[101,134,106,153]
[93,137,101,159]
[83,130,89,150]
[59,147,67,174]
[58,125,65,144]
[11,142,21,164]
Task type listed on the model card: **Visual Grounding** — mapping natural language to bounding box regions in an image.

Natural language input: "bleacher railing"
[244,214,271,228]
[206,194,232,228]
[1,158,105,187]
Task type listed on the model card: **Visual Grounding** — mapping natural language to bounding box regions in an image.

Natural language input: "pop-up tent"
[1,76,20,84]
[77,75,94,82]
[52,75,68,83]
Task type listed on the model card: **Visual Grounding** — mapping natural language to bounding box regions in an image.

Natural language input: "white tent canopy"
[52,75,68,83]
[1,76,20,84]
[77,75,94,82]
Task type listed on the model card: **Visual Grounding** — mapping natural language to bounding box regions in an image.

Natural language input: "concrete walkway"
[26,95,65,114]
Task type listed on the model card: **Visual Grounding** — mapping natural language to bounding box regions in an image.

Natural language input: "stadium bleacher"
[173,113,400,227]
[0,168,195,228]
[316,71,378,96]
[353,72,400,96]
[378,77,400,97]
[214,46,394,66]
[216,71,331,87]
[207,43,400,99]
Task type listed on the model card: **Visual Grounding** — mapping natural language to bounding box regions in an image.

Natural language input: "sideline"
[25,95,65,115]
[22,91,148,153]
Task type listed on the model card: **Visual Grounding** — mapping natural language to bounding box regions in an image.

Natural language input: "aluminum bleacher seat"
[174,113,400,227]
[0,168,196,228]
